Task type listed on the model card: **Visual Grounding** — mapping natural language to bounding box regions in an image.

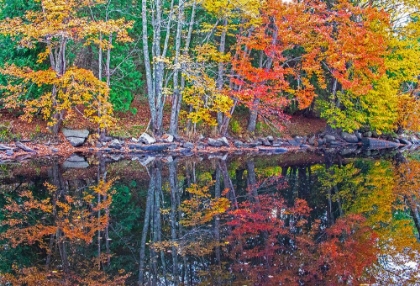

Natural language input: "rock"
[258,146,288,153]
[162,134,174,143]
[262,139,271,146]
[16,141,36,153]
[109,139,123,149]
[139,143,176,152]
[51,148,58,153]
[6,149,13,156]
[266,136,274,142]
[196,143,206,150]
[219,137,230,147]
[355,132,362,141]
[62,128,89,147]
[208,138,223,147]
[308,135,316,145]
[362,138,401,149]
[340,146,358,156]
[272,139,282,147]
[135,155,156,166]
[287,138,301,147]
[131,137,139,143]
[234,140,244,148]
[411,136,420,145]
[139,133,156,144]
[324,135,336,143]
[62,128,89,138]
[341,132,359,143]
[110,154,123,161]
[329,141,342,146]
[318,138,326,146]
[183,142,194,149]
[67,137,86,147]
[0,144,12,151]
[63,154,89,169]
[300,144,311,149]
[399,138,412,145]
[363,131,372,137]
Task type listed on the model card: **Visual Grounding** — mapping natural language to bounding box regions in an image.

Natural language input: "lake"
[0,149,419,285]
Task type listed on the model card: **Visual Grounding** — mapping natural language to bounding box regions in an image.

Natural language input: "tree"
[0,0,121,134]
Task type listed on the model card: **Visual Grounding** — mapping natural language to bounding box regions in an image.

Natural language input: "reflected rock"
[362,138,401,149]
[63,154,89,169]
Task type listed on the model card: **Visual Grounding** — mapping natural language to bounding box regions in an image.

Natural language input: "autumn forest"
[0,0,419,138]
[1,0,420,285]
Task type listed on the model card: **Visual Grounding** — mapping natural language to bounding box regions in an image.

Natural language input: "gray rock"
[62,128,89,138]
[266,136,274,142]
[329,141,342,146]
[6,149,13,156]
[363,131,372,137]
[300,144,311,149]
[258,147,288,153]
[139,133,156,144]
[325,135,336,143]
[131,137,139,143]
[287,138,301,147]
[362,138,401,149]
[183,142,194,149]
[355,132,362,140]
[399,138,412,145]
[308,135,316,145]
[110,154,123,161]
[341,132,359,143]
[272,141,281,147]
[109,139,123,149]
[411,136,420,144]
[66,136,86,147]
[63,154,89,169]
[318,138,326,146]
[234,140,244,148]
[219,137,230,147]
[208,138,223,147]
[162,134,174,143]
[62,128,89,147]
[262,139,271,146]
[0,144,12,151]
[140,143,176,152]
[340,146,358,156]
[51,148,58,153]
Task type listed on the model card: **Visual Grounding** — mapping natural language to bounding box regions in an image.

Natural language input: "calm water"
[0,150,419,285]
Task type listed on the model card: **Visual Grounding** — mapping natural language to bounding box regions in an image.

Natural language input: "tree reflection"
[0,158,129,285]
[1,154,419,284]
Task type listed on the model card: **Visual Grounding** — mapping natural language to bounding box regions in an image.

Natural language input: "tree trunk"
[216,18,228,130]
[247,98,260,132]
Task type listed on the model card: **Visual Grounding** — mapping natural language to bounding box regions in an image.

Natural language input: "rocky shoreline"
[0,128,419,163]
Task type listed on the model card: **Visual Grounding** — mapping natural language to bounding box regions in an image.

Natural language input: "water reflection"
[0,152,419,285]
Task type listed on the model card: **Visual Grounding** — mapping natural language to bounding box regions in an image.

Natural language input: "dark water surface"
[0,150,419,285]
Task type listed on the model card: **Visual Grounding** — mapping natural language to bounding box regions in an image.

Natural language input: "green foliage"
[230,119,242,134]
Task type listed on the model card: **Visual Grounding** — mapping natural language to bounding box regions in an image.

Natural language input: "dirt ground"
[0,101,326,159]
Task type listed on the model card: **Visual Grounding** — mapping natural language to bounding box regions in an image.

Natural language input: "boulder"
[258,146,288,153]
[139,133,156,144]
[63,154,89,169]
[62,128,89,147]
[287,138,301,147]
[399,138,412,145]
[0,144,13,151]
[183,142,194,149]
[109,139,123,149]
[362,138,401,149]
[234,140,244,148]
[219,137,230,147]
[308,135,316,145]
[62,128,89,138]
[139,143,176,152]
[341,132,359,143]
[318,138,326,146]
[162,134,174,143]
[266,136,274,142]
[324,135,336,143]
[262,139,271,146]
[6,149,13,156]
[208,138,223,147]
[363,131,372,137]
